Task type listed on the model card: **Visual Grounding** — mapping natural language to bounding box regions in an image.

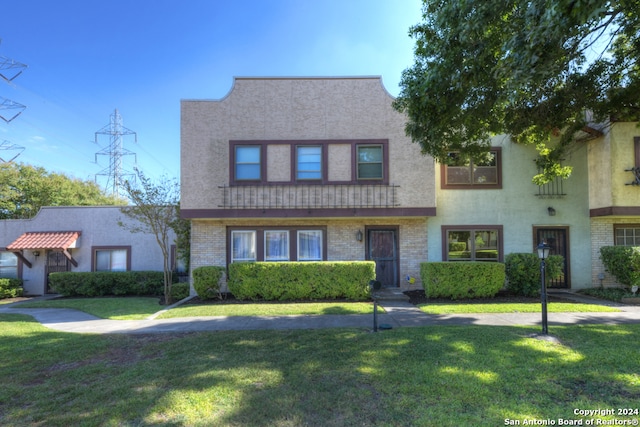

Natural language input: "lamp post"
[537,242,551,334]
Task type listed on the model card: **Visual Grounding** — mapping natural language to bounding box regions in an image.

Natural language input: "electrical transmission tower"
[94,109,137,198]
[0,40,27,123]
[0,40,27,163]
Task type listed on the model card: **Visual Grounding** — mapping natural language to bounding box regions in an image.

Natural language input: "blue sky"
[1,0,421,188]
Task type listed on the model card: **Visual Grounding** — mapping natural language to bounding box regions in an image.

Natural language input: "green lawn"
[13,297,381,320]
[419,302,622,315]
[1,313,638,426]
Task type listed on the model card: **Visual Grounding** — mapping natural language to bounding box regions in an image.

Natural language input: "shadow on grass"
[1,312,639,426]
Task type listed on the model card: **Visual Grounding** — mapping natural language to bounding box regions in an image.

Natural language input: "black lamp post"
[537,242,551,334]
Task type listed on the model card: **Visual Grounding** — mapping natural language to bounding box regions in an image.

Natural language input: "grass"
[419,302,622,315]
[13,297,382,320]
[0,313,638,426]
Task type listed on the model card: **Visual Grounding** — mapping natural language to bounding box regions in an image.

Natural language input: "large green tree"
[0,162,124,219]
[394,0,640,184]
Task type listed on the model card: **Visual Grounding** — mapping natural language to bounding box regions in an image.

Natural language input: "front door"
[367,228,399,288]
[46,251,70,293]
[534,227,570,288]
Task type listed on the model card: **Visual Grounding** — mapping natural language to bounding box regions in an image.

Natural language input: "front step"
[372,288,410,302]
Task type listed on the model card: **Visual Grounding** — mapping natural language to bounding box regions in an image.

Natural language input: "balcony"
[219,184,400,209]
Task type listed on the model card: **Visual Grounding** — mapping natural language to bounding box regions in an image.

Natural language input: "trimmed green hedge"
[504,253,564,297]
[228,261,375,301]
[420,262,505,299]
[599,246,640,288]
[0,278,23,299]
[49,271,176,298]
[192,266,226,300]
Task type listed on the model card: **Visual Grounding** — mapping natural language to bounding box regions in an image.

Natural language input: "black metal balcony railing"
[219,184,400,209]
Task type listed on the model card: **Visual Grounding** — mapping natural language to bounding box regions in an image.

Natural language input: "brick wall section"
[190,218,428,292]
[591,217,640,287]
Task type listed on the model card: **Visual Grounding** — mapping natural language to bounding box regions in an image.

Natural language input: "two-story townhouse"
[180,77,436,291]
[588,122,640,287]
[0,206,179,295]
[427,133,594,290]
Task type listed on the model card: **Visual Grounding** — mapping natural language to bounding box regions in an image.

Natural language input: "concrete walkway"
[1,292,640,334]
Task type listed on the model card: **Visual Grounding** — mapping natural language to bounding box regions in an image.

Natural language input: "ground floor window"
[614,225,640,246]
[93,247,130,271]
[0,251,19,278]
[443,226,502,261]
[229,227,326,262]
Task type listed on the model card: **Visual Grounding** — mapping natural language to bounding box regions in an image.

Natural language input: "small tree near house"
[119,168,182,304]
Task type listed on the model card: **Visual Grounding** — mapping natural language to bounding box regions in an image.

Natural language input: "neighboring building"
[0,206,177,295]
[181,77,436,290]
[427,133,593,290]
[588,122,640,287]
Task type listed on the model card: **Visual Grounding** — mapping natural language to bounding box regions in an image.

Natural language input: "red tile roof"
[6,231,81,250]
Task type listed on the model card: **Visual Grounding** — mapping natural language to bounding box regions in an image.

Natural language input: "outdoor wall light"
[548,207,556,216]
[32,250,40,257]
[356,229,363,242]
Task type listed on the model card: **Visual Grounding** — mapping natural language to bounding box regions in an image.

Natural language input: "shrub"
[49,271,168,297]
[228,261,375,301]
[419,262,505,299]
[504,253,564,297]
[0,278,23,299]
[449,242,466,252]
[192,266,226,300]
[599,246,640,288]
[170,282,190,301]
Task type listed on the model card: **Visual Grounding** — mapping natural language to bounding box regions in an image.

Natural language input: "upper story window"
[442,148,502,189]
[357,144,383,180]
[296,146,322,180]
[614,226,640,246]
[235,145,261,181]
[0,251,19,279]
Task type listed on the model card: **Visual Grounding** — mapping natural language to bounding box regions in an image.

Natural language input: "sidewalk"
[1,293,640,334]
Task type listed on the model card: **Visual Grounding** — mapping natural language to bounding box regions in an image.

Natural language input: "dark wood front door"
[46,251,70,293]
[367,228,399,288]
[534,227,570,289]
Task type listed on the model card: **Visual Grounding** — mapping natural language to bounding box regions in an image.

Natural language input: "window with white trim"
[265,230,290,261]
[231,231,257,262]
[298,230,323,261]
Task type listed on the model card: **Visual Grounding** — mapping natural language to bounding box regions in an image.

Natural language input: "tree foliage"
[0,162,124,219]
[394,0,640,183]
[119,168,187,305]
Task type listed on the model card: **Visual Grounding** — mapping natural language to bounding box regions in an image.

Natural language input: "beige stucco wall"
[180,77,436,210]
[0,206,176,295]
[428,135,594,289]
[588,122,640,209]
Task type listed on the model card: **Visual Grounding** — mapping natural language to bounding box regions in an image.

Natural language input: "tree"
[0,162,124,219]
[393,0,640,184]
[119,168,184,305]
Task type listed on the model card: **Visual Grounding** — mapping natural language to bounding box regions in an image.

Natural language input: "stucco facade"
[181,77,436,290]
[429,134,593,289]
[0,206,176,295]
[588,122,640,287]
